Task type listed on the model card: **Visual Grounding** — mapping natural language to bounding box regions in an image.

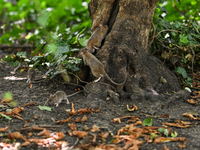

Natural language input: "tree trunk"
[84,0,184,103]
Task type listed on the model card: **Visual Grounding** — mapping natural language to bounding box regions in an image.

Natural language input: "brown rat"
[80,50,126,85]
[86,24,108,53]
[48,90,83,107]
[27,68,36,84]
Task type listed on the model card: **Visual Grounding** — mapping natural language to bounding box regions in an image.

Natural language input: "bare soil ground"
[0,53,200,150]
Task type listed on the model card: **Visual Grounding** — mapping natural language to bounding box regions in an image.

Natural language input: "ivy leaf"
[79,37,88,47]
[158,128,169,136]
[175,21,180,28]
[38,105,51,111]
[171,131,178,138]
[179,34,189,44]
[174,67,187,78]
[10,61,19,67]
[16,52,27,58]
[37,10,51,28]
[185,77,192,85]
[143,118,152,126]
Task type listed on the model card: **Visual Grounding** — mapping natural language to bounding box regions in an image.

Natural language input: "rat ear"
[99,24,102,27]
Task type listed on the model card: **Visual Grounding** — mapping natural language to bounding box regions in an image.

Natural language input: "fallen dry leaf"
[163,122,190,128]
[178,142,186,148]
[88,107,101,113]
[18,125,44,131]
[7,132,27,141]
[78,108,88,114]
[82,125,90,131]
[193,72,200,80]
[72,115,87,123]
[55,116,72,124]
[187,99,198,105]
[28,132,33,137]
[21,141,31,147]
[25,120,32,123]
[2,107,24,117]
[1,99,12,103]
[68,123,77,131]
[177,119,191,126]
[122,139,142,150]
[127,104,138,111]
[51,132,65,140]
[28,137,58,147]
[90,125,100,132]
[12,115,23,120]
[98,132,110,139]
[23,124,30,128]
[81,115,87,122]
[113,135,143,149]
[163,146,169,150]
[68,130,73,136]
[127,116,140,123]
[73,130,88,138]
[160,114,170,118]
[37,128,51,138]
[112,118,121,124]
[183,113,200,120]
[190,95,200,99]
[23,102,38,107]
[154,137,187,144]
[90,132,97,143]
[133,121,143,126]
[0,126,9,132]
[69,102,77,116]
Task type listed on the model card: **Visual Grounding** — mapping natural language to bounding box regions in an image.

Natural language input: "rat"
[27,68,36,84]
[80,50,126,85]
[48,90,83,107]
[86,24,108,53]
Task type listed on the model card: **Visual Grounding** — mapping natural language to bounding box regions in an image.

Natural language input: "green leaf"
[142,118,152,126]
[4,92,13,101]
[16,52,27,58]
[57,24,66,34]
[38,105,51,111]
[184,87,191,92]
[0,114,12,120]
[171,131,178,138]
[3,54,13,61]
[175,21,180,28]
[185,77,192,85]
[31,44,43,56]
[10,61,19,67]
[174,67,187,78]
[79,37,88,47]
[37,10,51,27]
[150,133,158,139]
[179,34,189,44]
[158,128,169,136]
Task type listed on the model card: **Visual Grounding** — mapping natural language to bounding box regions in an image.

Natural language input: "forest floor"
[0,51,200,150]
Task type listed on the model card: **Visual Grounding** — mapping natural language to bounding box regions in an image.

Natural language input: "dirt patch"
[0,61,200,150]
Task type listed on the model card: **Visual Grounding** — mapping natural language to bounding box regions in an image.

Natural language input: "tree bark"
[85,0,183,102]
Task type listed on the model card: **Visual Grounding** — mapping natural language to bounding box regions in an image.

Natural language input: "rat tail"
[105,74,127,85]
